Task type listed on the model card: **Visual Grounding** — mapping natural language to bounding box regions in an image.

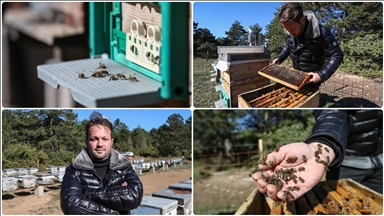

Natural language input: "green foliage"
[157,114,191,157]
[339,33,383,78]
[265,2,383,78]
[2,110,191,169]
[225,20,247,46]
[2,143,49,168]
[193,27,218,58]
[265,12,286,59]
[193,110,246,154]
[194,110,315,156]
[196,41,217,59]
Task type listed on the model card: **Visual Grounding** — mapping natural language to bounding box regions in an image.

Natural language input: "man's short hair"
[278,2,304,24]
[85,112,113,139]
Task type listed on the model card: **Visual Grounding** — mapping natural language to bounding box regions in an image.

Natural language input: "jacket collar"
[72,148,131,171]
[303,10,320,39]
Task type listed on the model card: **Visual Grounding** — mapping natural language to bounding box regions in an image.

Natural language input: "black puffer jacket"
[305,110,383,168]
[277,11,344,84]
[60,148,143,215]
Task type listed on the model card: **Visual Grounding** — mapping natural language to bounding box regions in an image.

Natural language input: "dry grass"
[193,58,221,108]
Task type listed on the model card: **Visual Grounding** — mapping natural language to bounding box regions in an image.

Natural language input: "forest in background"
[194,110,315,157]
[2,110,191,170]
[194,2,383,78]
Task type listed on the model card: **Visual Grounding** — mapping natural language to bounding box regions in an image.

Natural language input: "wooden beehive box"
[238,83,319,108]
[235,178,383,215]
[216,59,270,107]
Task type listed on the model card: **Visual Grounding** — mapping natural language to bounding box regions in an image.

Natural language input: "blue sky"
[73,109,191,131]
[193,2,284,38]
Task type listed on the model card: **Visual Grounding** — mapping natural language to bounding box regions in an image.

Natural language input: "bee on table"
[116,73,127,80]
[101,70,110,76]
[128,74,139,82]
[109,74,118,81]
[97,62,107,69]
[77,70,86,79]
[92,71,105,78]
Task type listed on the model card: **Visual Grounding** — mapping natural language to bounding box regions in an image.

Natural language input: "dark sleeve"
[60,166,119,215]
[317,27,344,83]
[276,36,291,64]
[84,165,143,212]
[304,110,349,168]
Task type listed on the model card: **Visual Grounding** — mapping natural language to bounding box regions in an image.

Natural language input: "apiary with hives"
[238,64,319,108]
[235,178,382,215]
[213,46,271,108]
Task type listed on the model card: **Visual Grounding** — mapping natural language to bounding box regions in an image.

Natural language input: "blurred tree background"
[2,110,191,170]
[194,110,316,179]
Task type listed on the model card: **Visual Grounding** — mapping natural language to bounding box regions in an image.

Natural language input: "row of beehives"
[2,166,67,192]
[132,179,192,215]
[132,158,183,172]
[2,172,64,192]
[2,165,67,178]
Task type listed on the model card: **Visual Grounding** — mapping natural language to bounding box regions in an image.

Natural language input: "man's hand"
[252,142,335,202]
[307,72,321,83]
[271,58,280,65]
[121,181,128,186]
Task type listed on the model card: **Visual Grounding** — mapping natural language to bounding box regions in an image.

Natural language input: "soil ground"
[319,70,383,107]
[2,165,191,215]
[193,170,255,215]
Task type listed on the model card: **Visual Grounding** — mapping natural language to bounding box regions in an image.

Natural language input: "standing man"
[272,2,344,89]
[61,112,143,214]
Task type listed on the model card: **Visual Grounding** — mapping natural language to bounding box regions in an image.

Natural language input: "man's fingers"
[266,184,279,201]
[257,179,268,194]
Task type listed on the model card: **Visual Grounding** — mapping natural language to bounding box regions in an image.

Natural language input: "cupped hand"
[252,142,335,202]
